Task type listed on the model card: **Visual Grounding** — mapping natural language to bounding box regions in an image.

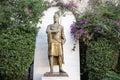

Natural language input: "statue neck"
[54,22,59,25]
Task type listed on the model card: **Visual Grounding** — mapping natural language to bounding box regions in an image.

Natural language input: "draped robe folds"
[46,24,66,65]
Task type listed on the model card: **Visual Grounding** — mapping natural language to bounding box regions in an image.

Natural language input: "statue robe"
[46,24,66,65]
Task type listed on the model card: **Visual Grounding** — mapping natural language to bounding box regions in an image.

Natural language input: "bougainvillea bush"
[0,0,48,80]
[71,2,120,44]
[70,1,120,80]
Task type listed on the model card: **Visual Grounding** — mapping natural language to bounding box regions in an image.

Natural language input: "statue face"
[54,14,59,23]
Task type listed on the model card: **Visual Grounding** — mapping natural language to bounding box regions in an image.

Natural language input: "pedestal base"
[42,72,68,80]
[44,72,68,77]
[42,77,69,80]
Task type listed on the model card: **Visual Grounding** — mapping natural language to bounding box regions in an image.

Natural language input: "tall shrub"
[70,0,120,80]
[0,0,48,80]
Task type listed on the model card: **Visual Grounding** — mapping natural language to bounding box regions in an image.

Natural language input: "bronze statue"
[46,12,66,73]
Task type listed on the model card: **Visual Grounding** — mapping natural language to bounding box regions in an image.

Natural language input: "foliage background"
[0,0,120,80]
[56,0,120,80]
[0,0,48,80]
[76,1,120,80]
[55,0,120,80]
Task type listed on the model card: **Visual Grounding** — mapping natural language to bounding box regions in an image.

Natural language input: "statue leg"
[50,56,53,73]
[58,56,65,73]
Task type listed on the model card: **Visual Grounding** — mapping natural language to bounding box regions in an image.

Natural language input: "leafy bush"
[69,1,120,80]
[0,0,48,80]
[70,3,120,43]
[0,26,37,80]
[102,71,120,80]
[86,38,119,80]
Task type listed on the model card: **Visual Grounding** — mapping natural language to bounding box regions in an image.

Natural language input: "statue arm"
[46,25,52,43]
[61,26,66,44]
[46,25,59,34]
[46,25,51,34]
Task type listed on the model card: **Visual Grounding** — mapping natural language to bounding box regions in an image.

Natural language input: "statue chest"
[51,28,62,40]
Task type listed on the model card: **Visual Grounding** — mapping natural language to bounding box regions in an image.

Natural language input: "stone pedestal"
[42,72,69,80]
[42,77,69,80]
[44,72,68,77]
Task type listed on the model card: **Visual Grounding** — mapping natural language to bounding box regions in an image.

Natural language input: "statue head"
[54,11,60,24]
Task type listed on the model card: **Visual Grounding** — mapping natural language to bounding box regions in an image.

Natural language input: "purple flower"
[66,1,78,8]
[59,7,63,10]
[106,0,110,2]
[91,10,94,14]
[29,10,33,17]
[118,21,120,25]
[78,29,84,34]
[25,5,32,17]
[57,2,65,10]
[84,10,94,15]
[87,34,93,40]
[94,26,100,31]
[57,2,65,5]
[83,18,87,24]
[109,19,118,24]
[116,30,120,36]
[25,5,29,9]
[77,21,83,26]
[77,19,87,26]
[9,5,14,9]
[70,22,76,33]
[88,0,91,3]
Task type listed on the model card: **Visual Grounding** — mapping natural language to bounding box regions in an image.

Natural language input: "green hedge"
[86,38,119,80]
[0,26,37,80]
[0,0,48,79]
[102,71,120,80]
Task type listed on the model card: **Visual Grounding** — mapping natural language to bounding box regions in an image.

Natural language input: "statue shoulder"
[47,24,53,28]
[59,24,64,28]
[60,25,64,31]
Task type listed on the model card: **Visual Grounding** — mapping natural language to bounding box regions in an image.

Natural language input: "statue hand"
[62,40,65,45]
[51,30,59,34]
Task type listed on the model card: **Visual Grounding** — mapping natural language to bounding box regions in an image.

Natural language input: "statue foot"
[50,69,53,73]
[59,69,66,73]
